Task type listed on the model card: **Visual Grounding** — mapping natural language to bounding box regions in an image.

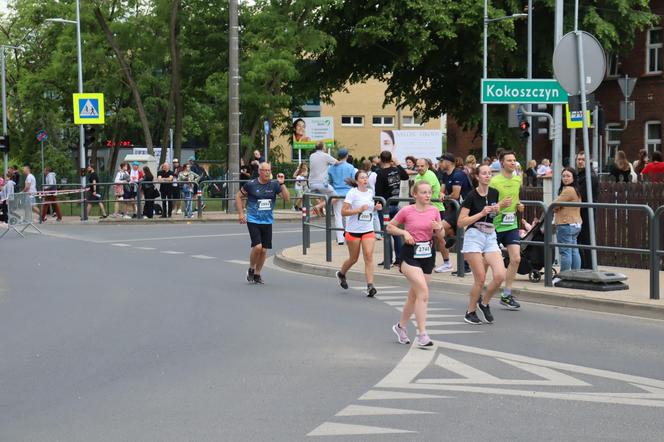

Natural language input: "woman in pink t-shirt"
[387,181,445,347]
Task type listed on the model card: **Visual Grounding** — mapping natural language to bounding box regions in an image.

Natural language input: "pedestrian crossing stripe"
[73,93,105,124]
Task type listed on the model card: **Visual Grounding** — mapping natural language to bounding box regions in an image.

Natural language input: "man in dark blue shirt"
[235,162,289,284]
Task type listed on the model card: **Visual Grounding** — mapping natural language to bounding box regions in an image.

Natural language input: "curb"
[274,251,664,321]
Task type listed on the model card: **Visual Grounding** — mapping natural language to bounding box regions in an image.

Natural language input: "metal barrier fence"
[1,193,42,238]
[34,178,304,220]
[518,201,659,300]
[301,192,466,277]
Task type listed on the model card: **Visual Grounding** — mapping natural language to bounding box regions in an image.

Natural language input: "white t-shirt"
[343,187,375,233]
[25,174,37,194]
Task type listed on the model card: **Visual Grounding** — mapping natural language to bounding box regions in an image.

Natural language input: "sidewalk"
[275,240,664,320]
[35,209,302,225]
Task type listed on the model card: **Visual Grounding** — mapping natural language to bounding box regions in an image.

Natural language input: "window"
[606,53,622,77]
[645,121,662,153]
[372,115,394,127]
[341,115,364,126]
[605,124,622,161]
[402,115,423,126]
[647,28,663,73]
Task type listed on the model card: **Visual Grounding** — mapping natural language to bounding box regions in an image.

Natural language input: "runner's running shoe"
[336,271,348,289]
[366,285,377,297]
[253,274,264,284]
[247,268,255,283]
[434,262,453,273]
[392,323,410,344]
[500,294,521,310]
[416,333,433,347]
[476,301,494,323]
[464,311,482,325]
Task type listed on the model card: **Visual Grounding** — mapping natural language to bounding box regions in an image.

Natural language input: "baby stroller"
[502,219,556,283]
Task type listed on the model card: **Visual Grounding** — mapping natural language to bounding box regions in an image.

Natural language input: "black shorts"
[247,222,273,249]
[401,243,436,274]
[496,228,520,247]
[123,190,136,200]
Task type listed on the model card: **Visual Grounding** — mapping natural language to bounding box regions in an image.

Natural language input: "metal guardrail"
[519,201,659,300]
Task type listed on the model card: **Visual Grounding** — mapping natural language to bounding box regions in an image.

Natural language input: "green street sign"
[481,79,568,104]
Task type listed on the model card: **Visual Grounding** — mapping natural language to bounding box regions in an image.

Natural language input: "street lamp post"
[46,0,85,220]
[482,3,527,160]
[0,45,21,176]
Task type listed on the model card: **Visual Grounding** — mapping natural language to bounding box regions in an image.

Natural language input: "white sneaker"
[122,215,132,219]
[434,262,453,273]
[176,209,182,214]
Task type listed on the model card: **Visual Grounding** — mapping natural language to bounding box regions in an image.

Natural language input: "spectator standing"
[249,149,264,178]
[610,150,637,183]
[525,159,538,187]
[293,163,308,211]
[141,166,157,219]
[85,164,108,219]
[179,163,200,218]
[436,152,472,273]
[328,148,356,245]
[369,155,381,173]
[553,167,583,272]
[157,162,174,218]
[41,166,62,222]
[633,149,649,176]
[375,150,410,266]
[128,162,144,218]
[113,162,130,218]
[489,149,503,171]
[575,151,598,269]
[641,150,664,180]
[171,158,182,215]
[308,142,338,216]
[0,172,15,223]
[10,165,20,193]
[240,165,252,182]
[537,158,552,177]
[21,164,41,218]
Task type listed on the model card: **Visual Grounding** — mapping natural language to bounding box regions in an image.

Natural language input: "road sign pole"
[482,0,488,161]
[569,129,576,163]
[74,0,87,220]
[1,48,7,176]
[526,0,533,164]
[40,140,44,190]
[576,30,598,271]
[552,0,563,202]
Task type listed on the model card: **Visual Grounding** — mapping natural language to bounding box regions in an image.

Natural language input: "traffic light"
[0,134,9,152]
[519,118,530,140]
[84,125,96,148]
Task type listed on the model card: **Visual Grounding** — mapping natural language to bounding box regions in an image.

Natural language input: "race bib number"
[358,211,372,222]
[258,199,272,211]
[414,241,432,259]
[502,212,516,225]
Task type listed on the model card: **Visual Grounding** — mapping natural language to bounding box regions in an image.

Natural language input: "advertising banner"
[379,130,442,164]
[292,117,334,150]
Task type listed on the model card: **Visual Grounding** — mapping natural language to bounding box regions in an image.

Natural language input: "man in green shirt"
[489,150,524,310]
[414,158,450,268]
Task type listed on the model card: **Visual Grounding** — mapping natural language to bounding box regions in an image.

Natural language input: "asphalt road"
[1,221,663,441]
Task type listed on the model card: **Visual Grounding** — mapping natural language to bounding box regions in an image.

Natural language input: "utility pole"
[228,0,240,212]
[526,0,533,164]
[552,0,563,201]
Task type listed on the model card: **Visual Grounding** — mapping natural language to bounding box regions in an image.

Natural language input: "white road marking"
[135,247,156,250]
[426,330,484,336]
[427,314,459,319]
[335,404,435,417]
[359,390,451,401]
[428,308,454,311]
[415,321,466,326]
[161,250,184,255]
[191,255,216,260]
[97,229,302,243]
[111,243,131,247]
[372,290,408,294]
[372,340,664,407]
[307,422,415,436]
[225,259,250,265]
[351,286,398,290]
[385,301,405,307]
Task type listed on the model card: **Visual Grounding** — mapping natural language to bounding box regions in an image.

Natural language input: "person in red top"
[641,150,664,181]
[387,181,446,347]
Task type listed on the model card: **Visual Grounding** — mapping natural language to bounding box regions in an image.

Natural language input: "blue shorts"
[496,228,520,247]
[461,227,500,254]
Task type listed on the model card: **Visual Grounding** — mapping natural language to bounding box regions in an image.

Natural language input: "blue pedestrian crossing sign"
[73,93,105,125]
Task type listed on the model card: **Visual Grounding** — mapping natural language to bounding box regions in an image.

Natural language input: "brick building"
[448,2,664,166]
